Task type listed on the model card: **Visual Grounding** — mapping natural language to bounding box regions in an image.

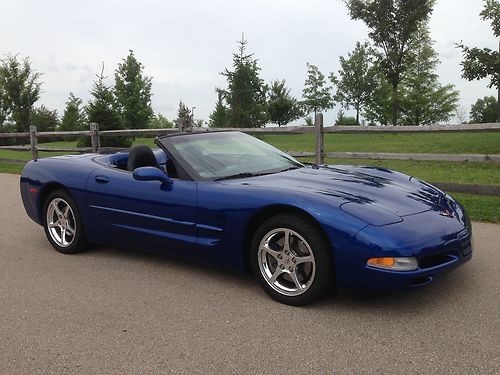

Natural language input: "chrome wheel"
[46,197,76,248]
[258,228,316,297]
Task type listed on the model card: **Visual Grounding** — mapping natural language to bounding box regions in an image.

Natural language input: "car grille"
[419,252,457,269]
[418,229,471,269]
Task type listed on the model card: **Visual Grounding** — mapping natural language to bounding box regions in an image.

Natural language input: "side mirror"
[133,166,173,187]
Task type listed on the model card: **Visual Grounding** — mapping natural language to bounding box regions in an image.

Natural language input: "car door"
[85,166,197,255]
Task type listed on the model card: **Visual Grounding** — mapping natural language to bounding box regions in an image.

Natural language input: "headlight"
[367,257,418,271]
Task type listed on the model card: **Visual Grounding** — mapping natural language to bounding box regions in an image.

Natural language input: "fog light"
[367,257,418,271]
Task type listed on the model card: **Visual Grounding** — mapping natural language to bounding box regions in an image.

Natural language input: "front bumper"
[360,234,472,290]
[334,205,473,291]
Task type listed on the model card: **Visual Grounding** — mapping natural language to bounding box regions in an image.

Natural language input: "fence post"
[29,125,38,161]
[90,123,100,153]
[314,112,324,164]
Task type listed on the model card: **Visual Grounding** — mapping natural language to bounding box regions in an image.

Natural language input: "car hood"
[225,165,445,225]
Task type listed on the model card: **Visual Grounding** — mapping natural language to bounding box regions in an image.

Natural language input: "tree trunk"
[356,107,360,125]
[497,84,499,123]
[497,41,500,123]
[391,82,399,126]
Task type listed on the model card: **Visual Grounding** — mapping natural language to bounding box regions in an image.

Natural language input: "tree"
[267,80,303,126]
[193,119,204,128]
[364,73,393,125]
[60,93,86,131]
[175,101,193,131]
[454,106,469,125]
[209,88,229,128]
[335,109,358,125]
[32,105,59,132]
[0,54,42,131]
[344,0,435,125]
[330,42,378,124]
[149,113,175,129]
[221,36,269,128]
[469,96,498,123]
[400,25,459,125]
[302,63,333,116]
[114,50,153,129]
[0,84,8,127]
[85,64,129,147]
[457,0,500,121]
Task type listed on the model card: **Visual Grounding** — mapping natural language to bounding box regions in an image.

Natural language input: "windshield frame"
[154,131,303,181]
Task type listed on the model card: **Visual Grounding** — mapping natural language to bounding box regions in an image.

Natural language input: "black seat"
[127,145,158,171]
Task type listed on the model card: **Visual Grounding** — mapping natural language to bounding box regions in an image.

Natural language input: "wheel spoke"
[61,228,67,245]
[260,243,282,260]
[295,255,314,265]
[53,203,64,217]
[48,222,59,229]
[66,226,75,236]
[63,205,70,219]
[268,267,283,284]
[289,271,304,291]
[283,230,291,252]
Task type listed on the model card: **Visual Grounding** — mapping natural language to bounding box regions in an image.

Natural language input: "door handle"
[95,175,109,184]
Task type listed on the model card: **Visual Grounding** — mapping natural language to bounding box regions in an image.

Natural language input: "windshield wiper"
[215,166,300,181]
[215,172,260,181]
[278,166,301,172]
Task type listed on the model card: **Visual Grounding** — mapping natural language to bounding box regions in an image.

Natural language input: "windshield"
[160,132,303,180]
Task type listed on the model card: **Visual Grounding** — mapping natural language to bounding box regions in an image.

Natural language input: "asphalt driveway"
[0,173,498,374]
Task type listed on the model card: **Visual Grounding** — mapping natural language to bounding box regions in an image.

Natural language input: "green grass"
[449,193,500,223]
[0,163,23,174]
[260,132,500,154]
[0,138,158,161]
[319,158,500,185]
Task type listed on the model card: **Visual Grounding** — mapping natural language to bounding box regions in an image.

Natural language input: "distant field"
[259,132,500,154]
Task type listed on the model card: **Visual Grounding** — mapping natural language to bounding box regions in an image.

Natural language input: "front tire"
[43,190,87,254]
[250,214,333,306]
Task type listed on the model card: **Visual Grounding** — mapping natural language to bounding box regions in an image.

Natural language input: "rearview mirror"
[133,166,173,187]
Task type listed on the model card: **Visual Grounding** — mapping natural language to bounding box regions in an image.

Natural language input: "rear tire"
[250,214,333,306]
[43,190,87,254]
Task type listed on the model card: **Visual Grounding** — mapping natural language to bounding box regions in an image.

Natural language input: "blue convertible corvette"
[20,131,472,305]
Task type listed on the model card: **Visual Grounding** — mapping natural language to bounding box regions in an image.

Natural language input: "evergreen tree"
[400,25,459,125]
[175,101,193,131]
[267,80,303,127]
[330,42,378,124]
[85,64,130,147]
[0,54,42,132]
[344,0,436,125]
[60,92,86,131]
[209,88,229,128]
[335,109,358,125]
[114,50,153,129]
[457,0,500,121]
[221,37,269,128]
[302,63,333,116]
[470,96,498,123]
[32,105,59,132]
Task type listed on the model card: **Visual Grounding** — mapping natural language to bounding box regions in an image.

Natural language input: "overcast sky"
[1,0,497,125]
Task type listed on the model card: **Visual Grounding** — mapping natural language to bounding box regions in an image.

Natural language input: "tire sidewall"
[250,214,333,306]
[43,190,86,254]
